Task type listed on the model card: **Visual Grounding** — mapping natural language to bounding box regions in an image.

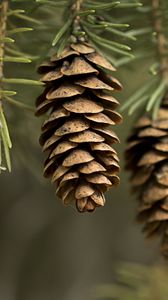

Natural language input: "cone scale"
[125,98,168,257]
[36,42,122,212]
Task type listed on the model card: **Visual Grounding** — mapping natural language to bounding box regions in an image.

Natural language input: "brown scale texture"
[36,42,122,213]
[125,99,168,258]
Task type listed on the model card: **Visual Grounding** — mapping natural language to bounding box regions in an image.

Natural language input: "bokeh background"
[0,2,166,300]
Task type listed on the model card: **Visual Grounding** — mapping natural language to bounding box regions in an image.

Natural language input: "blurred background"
[0,1,167,300]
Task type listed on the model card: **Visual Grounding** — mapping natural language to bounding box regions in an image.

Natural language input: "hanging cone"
[125,98,168,258]
[36,42,122,213]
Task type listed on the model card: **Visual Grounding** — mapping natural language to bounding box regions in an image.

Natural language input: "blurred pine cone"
[125,98,168,258]
[36,42,122,213]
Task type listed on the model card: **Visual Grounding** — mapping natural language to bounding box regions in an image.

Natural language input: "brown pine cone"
[125,99,168,258]
[36,42,122,213]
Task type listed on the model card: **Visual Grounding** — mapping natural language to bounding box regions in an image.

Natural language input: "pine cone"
[125,99,168,258]
[36,42,122,213]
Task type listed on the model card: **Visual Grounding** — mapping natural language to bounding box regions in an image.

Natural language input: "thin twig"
[0,0,9,105]
[72,0,84,23]
[70,0,85,42]
[71,0,83,12]
[152,0,168,85]
[76,0,83,11]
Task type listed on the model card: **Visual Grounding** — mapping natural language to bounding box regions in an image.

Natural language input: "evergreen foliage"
[121,0,168,119]
[0,0,43,172]
[95,263,168,300]
[0,0,141,173]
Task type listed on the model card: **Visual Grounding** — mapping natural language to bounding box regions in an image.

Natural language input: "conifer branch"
[48,0,139,64]
[152,0,168,85]
[0,1,42,172]
[121,0,168,118]
[0,0,8,104]
[0,0,12,172]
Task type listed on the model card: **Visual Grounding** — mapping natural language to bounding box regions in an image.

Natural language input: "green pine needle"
[146,81,166,112]
[1,56,31,63]
[0,90,17,96]
[52,18,72,47]
[2,78,44,85]
[4,96,34,112]
[7,28,34,35]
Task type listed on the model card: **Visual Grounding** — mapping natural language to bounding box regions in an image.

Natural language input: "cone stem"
[76,0,83,11]
[0,0,8,106]
[152,0,168,85]
[71,0,83,12]
[71,0,85,41]
[71,0,83,14]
